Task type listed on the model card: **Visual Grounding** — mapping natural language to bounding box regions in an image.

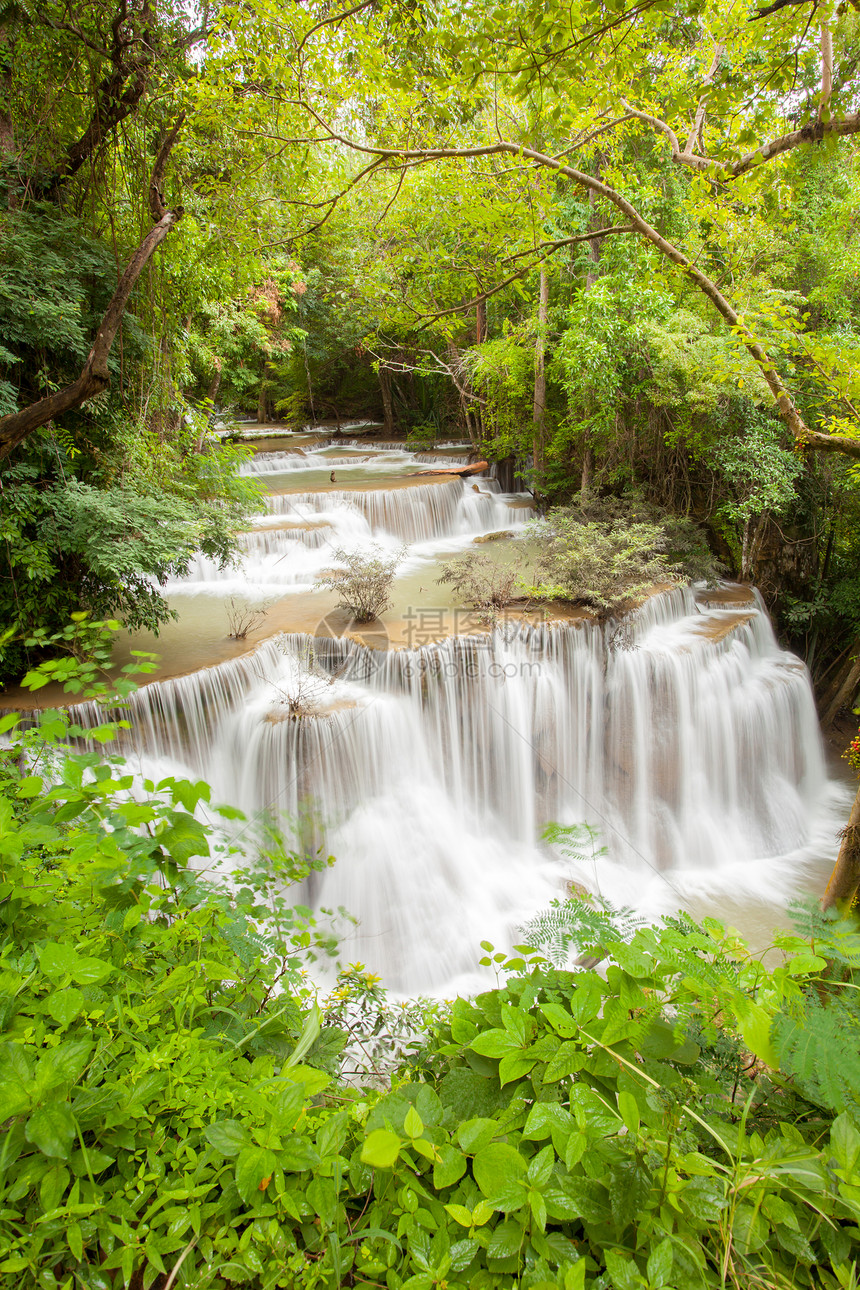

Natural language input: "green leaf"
[39,1163,70,1212]
[646,1237,673,1287]
[498,1050,536,1086]
[404,1105,424,1139]
[470,1028,520,1058]
[38,943,79,980]
[17,775,44,798]
[67,1221,83,1262]
[544,1041,586,1082]
[25,1103,76,1159]
[361,1129,402,1169]
[618,1090,640,1135]
[832,1113,860,1177]
[70,956,112,986]
[46,988,84,1028]
[444,1204,474,1228]
[472,1142,528,1211]
[487,1220,525,1259]
[204,1120,249,1158]
[457,1118,498,1153]
[433,1144,467,1189]
[539,1002,579,1037]
[604,1248,638,1290]
[280,1137,320,1171]
[527,1144,554,1187]
[234,1145,277,1204]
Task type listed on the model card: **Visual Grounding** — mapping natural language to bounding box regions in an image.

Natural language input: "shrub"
[527,489,722,616]
[315,544,402,621]
[437,552,521,624]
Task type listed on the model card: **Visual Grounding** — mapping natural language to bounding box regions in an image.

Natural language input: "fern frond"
[773,994,860,1115]
[519,897,645,966]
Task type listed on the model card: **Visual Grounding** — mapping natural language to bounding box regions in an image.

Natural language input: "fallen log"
[409,461,489,478]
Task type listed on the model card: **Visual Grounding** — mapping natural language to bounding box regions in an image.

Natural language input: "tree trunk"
[476,297,486,345]
[822,782,860,909]
[257,380,269,425]
[579,183,602,485]
[822,647,860,728]
[379,366,395,436]
[581,447,594,491]
[532,265,550,496]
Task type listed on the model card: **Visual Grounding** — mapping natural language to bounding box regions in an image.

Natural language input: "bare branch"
[819,21,833,120]
[621,100,713,170]
[727,112,860,177]
[684,42,722,155]
[293,0,375,59]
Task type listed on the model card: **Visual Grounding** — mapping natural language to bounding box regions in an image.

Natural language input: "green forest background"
[5,0,860,1285]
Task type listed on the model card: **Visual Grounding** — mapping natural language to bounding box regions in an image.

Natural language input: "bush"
[437,552,521,625]
[315,544,402,621]
[527,489,722,616]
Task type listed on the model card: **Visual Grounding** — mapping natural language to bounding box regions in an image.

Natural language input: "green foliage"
[0,440,263,686]
[0,205,146,417]
[526,490,721,615]
[6,644,860,1287]
[315,544,403,622]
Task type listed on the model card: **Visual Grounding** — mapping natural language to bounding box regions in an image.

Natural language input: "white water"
[112,581,848,994]
[170,449,531,594]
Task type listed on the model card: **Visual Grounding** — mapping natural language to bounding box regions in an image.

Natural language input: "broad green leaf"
[618,1090,640,1135]
[457,1117,497,1153]
[25,1103,76,1159]
[470,1028,520,1058]
[361,1129,402,1169]
[444,1204,474,1228]
[487,1220,525,1260]
[204,1120,249,1157]
[472,1141,528,1211]
[38,943,79,980]
[433,1144,467,1189]
[46,988,84,1028]
[235,1146,277,1204]
[647,1237,673,1287]
[280,1137,319,1172]
[404,1105,423,1139]
[70,957,112,987]
[498,1050,536,1086]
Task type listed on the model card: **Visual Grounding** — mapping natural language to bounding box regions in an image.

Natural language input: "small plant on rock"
[316,544,403,621]
[437,552,521,625]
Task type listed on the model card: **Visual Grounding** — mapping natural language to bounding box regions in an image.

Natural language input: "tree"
[228,0,860,460]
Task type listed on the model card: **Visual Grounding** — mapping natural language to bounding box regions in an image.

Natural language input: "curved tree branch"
[291,113,860,457]
[0,116,186,459]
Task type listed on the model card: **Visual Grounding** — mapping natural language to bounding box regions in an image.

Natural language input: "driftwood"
[409,461,489,478]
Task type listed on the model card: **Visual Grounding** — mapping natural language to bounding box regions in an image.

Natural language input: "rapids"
[104,439,850,993]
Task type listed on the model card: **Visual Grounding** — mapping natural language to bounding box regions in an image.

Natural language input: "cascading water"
[112,577,849,995]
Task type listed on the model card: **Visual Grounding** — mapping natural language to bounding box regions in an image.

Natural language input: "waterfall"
[262,480,527,545]
[107,585,848,994]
